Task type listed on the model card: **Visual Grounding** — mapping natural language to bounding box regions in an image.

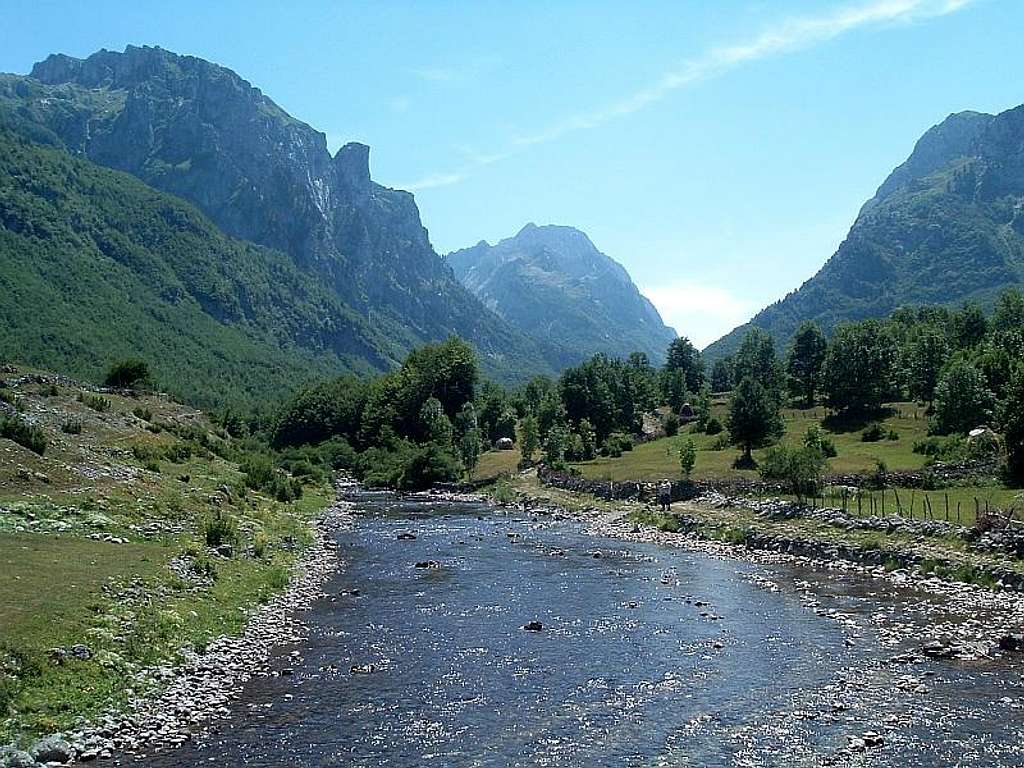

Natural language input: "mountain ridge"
[704,104,1024,360]
[1,45,557,382]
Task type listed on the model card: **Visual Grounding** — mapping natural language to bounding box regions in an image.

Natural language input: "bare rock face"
[6,46,554,380]
[448,223,677,366]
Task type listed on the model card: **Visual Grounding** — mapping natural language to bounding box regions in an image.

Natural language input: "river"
[140,491,1024,767]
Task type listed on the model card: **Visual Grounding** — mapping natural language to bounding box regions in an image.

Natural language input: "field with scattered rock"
[0,365,333,759]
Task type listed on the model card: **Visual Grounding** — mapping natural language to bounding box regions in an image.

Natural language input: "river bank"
[493,471,1024,661]
[1,483,355,768]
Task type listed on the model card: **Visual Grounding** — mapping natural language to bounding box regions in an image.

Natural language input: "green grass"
[572,401,934,482]
[471,449,521,482]
[0,367,334,744]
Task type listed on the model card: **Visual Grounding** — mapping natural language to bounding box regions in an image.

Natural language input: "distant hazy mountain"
[0,45,555,382]
[704,106,1024,360]
[448,224,676,365]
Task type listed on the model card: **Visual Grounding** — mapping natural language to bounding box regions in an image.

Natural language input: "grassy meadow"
[0,367,330,743]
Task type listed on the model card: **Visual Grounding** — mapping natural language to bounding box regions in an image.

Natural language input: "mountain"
[0,45,554,382]
[0,127,387,407]
[704,106,1024,361]
[447,224,676,365]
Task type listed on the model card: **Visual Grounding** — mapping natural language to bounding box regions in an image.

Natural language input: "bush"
[664,412,680,437]
[705,417,723,436]
[133,407,153,422]
[861,423,885,442]
[759,444,827,502]
[61,419,83,435]
[913,435,966,461]
[80,392,111,412]
[602,433,634,456]
[203,513,238,548]
[105,358,154,390]
[0,415,47,455]
[803,424,837,458]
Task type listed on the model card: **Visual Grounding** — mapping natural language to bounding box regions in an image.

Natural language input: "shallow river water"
[141,492,1024,767]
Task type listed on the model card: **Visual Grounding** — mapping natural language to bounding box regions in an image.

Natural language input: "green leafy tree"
[578,418,598,461]
[732,329,784,405]
[517,415,540,465]
[759,444,828,503]
[906,326,949,404]
[665,337,705,392]
[822,321,898,414]
[785,321,827,407]
[726,376,784,465]
[1000,366,1024,485]
[710,357,733,392]
[953,303,988,350]
[543,423,570,470]
[932,360,995,435]
[420,397,454,446]
[678,438,697,478]
[105,358,154,390]
[661,368,689,414]
[454,401,482,473]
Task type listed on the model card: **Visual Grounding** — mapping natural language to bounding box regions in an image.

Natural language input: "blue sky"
[3,0,1022,347]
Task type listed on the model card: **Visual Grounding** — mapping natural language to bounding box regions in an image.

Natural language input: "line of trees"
[265,288,1024,490]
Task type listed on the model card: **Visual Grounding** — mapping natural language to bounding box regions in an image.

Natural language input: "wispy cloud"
[401,0,977,191]
[410,66,460,83]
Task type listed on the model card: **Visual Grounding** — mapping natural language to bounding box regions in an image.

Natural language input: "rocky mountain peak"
[334,142,371,189]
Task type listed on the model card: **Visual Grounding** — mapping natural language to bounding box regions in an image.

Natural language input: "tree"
[932,360,995,435]
[678,438,697,478]
[993,288,1024,334]
[822,321,898,414]
[105,358,153,390]
[517,415,540,465]
[785,321,827,407]
[454,402,482,473]
[953,303,988,350]
[1000,366,1024,485]
[906,326,948,404]
[665,337,705,392]
[578,418,598,461]
[420,397,454,446]
[726,376,784,465]
[543,423,570,469]
[732,329,784,405]
[661,368,688,414]
[759,444,827,503]
[710,357,733,393]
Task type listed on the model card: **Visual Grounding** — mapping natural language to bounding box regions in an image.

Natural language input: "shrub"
[803,424,837,458]
[80,393,111,412]
[705,417,723,436]
[144,459,161,474]
[664,412,680,437]
[203,513,238,548]
[913,435,966,462]
[861,422,885,442]
[678,438,697,478]
[0,415,47,455]
[105,358,154,390]
[61,419,83,435]
[759,444,828,502]
[162,442,193,463]
[133,406,153,422]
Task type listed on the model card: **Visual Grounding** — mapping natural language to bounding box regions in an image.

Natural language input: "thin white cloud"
[410,66,460,83]
[401,0,977,191]
[644,280,759,348]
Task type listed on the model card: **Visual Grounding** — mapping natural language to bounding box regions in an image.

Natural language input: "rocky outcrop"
[2,46,554,381]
